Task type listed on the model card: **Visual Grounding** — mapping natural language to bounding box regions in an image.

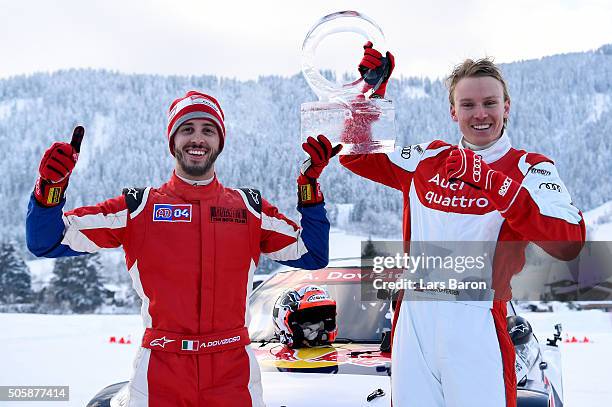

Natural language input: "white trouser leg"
[438,302,506,407]
[392,301,444,406]
[392,301,507,407]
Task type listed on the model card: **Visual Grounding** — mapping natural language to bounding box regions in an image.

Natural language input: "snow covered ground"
[0,309,610,406]
[521,309,612,406]
[583,199,612,241]
[10,221,612,406]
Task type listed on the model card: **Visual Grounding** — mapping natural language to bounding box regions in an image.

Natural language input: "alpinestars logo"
[248,189,260,204]
[150,336,175,348]
[125,188,139,200]
[509,324,529,335]
[498,177,512,197]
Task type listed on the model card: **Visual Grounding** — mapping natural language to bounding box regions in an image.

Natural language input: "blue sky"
[2,0,611,80]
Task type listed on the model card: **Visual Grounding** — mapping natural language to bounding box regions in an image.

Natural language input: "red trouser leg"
[198,346,264,407]
[147,352,199,407]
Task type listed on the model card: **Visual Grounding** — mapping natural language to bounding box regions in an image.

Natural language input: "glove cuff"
[297,175,324,206]
[34,177,69,207]
[483,170,521,212]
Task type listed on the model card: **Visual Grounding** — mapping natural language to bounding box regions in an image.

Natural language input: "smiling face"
[450,76,510,146]
[173,119,221,180]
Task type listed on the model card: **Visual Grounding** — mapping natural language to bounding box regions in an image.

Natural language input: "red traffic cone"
[119,337,126,344]
[126,335,132,345]
[582,336,590,343]
[109,336,117,343]
[570,336,578,343]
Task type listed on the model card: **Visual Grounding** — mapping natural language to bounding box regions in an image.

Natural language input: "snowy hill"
[584,200,612,240]
[2,44,611,244]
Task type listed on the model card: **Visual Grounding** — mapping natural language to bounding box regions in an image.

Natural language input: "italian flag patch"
[182,340,199,351]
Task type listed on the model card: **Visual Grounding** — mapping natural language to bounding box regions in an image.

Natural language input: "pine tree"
[361,236,379,259]
[48,254,105,313]
[0,241,32,304]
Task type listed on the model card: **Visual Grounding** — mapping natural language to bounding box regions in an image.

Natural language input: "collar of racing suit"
[163,171,223,201]
[176,173,215,186]
[458,132,511,164]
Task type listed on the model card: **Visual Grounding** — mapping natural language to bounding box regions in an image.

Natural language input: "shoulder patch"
[518,152,555,176]
[122,187,146,214]
[238,188,262,214]
[427,139,452,150]
[389,142,428,173]
[525,152,553,167]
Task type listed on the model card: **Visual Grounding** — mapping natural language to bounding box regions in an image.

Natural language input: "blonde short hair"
[446,58,510,126]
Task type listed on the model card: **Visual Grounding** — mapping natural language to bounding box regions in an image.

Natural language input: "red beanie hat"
[167,91,226,156]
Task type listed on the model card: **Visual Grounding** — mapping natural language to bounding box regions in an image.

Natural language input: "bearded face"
[173,119,221,179]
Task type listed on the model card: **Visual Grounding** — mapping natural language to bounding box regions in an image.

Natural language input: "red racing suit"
[340,133,585,407]
[26,173,331,407]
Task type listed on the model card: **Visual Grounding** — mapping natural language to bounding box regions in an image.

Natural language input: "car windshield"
[249,267,392,343]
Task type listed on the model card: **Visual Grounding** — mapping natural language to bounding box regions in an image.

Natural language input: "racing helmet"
[273,284,338,348]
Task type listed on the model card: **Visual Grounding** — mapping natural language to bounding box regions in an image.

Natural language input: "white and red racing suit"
[340,133,585,407]
[26,173,331,407]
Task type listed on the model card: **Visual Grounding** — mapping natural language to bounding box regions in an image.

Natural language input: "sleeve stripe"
[499,185,523,214]
[61,228,102,253]
[261,212,298,237]
[64,209,128,230]
[60,209,128,252]
[263,236,308,261]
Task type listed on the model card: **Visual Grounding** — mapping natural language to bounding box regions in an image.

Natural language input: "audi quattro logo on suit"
[539,183,561,192]
[422,173,490,210]
[153,204,192,222]
[472,154,482,182]
[401,145,424,159]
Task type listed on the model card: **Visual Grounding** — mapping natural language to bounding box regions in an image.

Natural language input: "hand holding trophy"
[300,11,396,155]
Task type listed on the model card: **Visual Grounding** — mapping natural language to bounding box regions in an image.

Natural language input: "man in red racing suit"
[341,49,586,406]
[26,91,341,407]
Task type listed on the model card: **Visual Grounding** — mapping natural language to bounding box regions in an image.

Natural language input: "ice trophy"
[301,11,396,155]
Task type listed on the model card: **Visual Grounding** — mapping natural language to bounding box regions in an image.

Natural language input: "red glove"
[34,126,84,207]
[446,147,520,210]
[298,135,342,206]
[358,41,395,98]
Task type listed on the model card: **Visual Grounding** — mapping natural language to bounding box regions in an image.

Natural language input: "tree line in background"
[1,44,611,246]
[0,240,140,313]
[1,45,611,313]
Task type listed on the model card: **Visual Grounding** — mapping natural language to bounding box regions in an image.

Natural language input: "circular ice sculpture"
[301,10,388,101]
[300,11,396,155]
